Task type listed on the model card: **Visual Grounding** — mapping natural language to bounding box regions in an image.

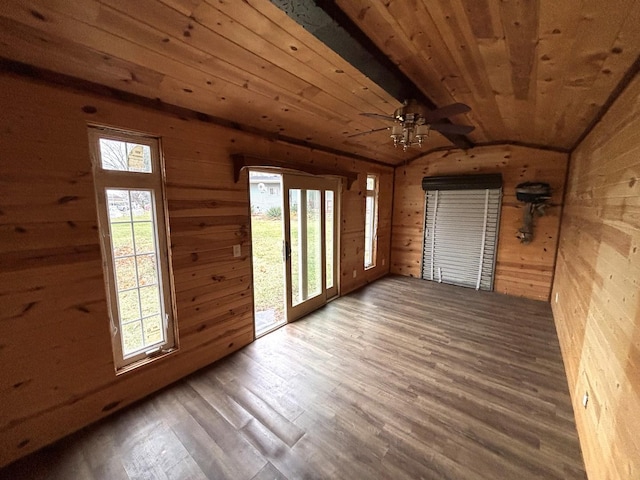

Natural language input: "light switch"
[233,244,241,257]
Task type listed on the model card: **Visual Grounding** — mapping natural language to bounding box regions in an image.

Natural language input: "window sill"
[115,347,178,376]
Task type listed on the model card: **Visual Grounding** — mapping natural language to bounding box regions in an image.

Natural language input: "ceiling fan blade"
[424,103,471,122]
[348,126,391,138]
[429,123,475,134]
[359,112,396,122]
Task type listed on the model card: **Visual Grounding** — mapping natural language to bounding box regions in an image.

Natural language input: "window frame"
[88,126,177,372]
[364,174,379,269]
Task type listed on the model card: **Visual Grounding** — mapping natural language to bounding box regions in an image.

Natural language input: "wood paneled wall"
[551,74,640,480]
[391,145,568,301]
[0,73,392,467]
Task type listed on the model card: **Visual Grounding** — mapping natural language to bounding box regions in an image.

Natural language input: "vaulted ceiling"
[0,0,638,165]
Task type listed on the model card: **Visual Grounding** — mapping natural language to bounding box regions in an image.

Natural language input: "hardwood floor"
[0,276,586,479]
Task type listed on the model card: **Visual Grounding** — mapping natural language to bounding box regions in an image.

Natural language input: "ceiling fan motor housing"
[394,100,428,124]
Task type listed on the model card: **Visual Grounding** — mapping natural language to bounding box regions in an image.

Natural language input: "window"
[89,127,176,371]
[364,174,378,269]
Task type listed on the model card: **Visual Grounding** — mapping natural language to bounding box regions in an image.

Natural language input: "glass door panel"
[325,190,334,290]
[290,188,322,307]
[289,188,301,306]
[283,175,339,322]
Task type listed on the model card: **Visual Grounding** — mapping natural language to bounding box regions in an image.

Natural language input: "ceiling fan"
[350,100,475,151]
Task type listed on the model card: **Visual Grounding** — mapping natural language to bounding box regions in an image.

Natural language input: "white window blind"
[422,188,501,291]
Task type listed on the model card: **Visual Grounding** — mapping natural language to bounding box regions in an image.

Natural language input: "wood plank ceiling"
[0,0,638,165]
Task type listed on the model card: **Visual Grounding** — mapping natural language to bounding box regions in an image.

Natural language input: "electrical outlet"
[352,269,357,278]
[582,392,589,408]
[382,258,385,266]
[233,244,241,258]
[555,292,559,303]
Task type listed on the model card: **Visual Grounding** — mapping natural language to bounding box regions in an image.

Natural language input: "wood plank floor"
[0,275,586,479]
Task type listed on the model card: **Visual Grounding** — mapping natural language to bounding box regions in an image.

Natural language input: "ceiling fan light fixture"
[415,124,430,146]
[390,124,403,148]
[390,123,430,151]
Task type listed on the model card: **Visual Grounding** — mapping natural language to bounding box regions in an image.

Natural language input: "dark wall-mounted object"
[516,182,552,202]
[421,174,503,191]
[515,182,552,244]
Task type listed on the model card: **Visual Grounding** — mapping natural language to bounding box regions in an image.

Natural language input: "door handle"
[283,240,291,261]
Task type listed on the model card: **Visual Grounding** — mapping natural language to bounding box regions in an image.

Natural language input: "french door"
[283,174,339,322]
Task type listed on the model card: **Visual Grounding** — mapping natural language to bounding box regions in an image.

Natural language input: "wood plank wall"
[391,145,568,301]
[0,72,392,467]
[551,74,640,480]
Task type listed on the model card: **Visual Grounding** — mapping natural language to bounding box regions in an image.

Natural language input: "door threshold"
[255,321,287,339]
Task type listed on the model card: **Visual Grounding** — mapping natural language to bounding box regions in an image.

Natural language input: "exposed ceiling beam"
[269,0,474,150]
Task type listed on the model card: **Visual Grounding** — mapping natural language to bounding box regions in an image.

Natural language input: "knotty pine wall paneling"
[0,73,392,467]
[391,145,568,301]
[551,74,640,480]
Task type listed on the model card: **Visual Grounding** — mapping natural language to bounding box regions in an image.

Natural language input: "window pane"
[365,196,373,267]
[137,254,158,286]
[131,190,152,220]
[122,321,144,355]
[143,315,163,345]
[99,139,152,173]
[115,257,137,291]
[140,285,161,317]
[107,190,131,222]
[133,221,155,254]
[365,174,378,268]
[110,222,134,257]
[367,176,375,190]
[118,290,141,322]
